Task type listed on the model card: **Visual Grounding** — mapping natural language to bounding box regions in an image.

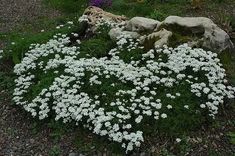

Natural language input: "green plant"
[13,25,235,152]
[48,120,67,141]
[5,19,79,64]
[0,70,15,91]
[149,10,167,21]
[49,145,61,156]
[227,132,235,144]
[44,0,88,14]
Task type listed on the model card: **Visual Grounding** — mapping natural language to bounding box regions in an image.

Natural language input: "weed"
[49,145,61,156]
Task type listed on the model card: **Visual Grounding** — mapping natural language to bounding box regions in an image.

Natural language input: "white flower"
[167,105,172,109]
[0,50,3,59]
[176,93,181,96]
[200,104,206,108]
[67,21,74,25]
[135,115,143,123]
[176,138,181,143]
[161,113,167,119]
[203,87,210,94]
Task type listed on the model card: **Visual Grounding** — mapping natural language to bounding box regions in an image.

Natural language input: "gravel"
[0,0,60,33]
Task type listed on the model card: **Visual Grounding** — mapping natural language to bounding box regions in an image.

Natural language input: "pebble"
[69,152,79,156]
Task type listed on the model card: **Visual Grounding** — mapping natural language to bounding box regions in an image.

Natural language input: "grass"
[43,0,88,14]
[1,16,83,64]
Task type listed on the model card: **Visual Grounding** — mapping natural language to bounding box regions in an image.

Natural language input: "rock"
[81,6,127,30]
[109,28,140,40]
[159,16,234,52]
[141,28,172,48]
[126,17,161,32]
[68,152,79,156]
[187,38,204,48]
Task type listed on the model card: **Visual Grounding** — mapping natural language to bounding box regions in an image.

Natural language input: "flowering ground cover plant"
[0,50,3,59]
[13,22,235,152]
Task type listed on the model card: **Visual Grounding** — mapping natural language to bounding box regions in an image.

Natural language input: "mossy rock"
[156,23,205,48]
[143,35,161,51]
[158,23,205,37]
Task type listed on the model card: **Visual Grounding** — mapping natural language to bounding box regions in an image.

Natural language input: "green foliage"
[149,10,167,21]
[79,25,115,58]
[74,128,125,154]
[0,69,15,91]
[159,148,175,156]
[227,132,235,144]
[44,0,88,14]
[108,0,154,17]
[48,120,67,141]
[175,136,192,155]
[218,51,235,85]
[49,145,61,156]
[4,19,79,64]
[80,38,114,58]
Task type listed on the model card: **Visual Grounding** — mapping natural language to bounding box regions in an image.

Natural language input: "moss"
[143,35,161,51]
[157,23,205,48]
[218,50,235,85]
[168,33,193,47]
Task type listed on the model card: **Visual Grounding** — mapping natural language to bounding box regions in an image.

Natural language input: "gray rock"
[160,16,234,52]
[126,17,161,32]
[109,28,140,40]
[140,28,172,48]
[69,152,79,156]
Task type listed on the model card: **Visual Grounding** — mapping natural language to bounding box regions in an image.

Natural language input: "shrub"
[13,22,235,152]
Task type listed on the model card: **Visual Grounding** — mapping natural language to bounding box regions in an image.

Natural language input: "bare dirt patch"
[0,0,60,33]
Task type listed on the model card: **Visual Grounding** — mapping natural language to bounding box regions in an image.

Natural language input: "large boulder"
[126,17,161,33]
[159,16,234,52]
[79,6,127,31]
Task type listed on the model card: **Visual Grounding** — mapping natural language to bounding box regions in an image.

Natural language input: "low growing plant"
[13,21,235,153]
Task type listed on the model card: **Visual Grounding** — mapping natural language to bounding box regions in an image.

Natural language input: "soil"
[0,0,75,155]
[0,0,60,33]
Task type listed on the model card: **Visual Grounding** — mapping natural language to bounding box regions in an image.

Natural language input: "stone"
[141,28,172,48]
[68,152,79,156]
[159,16,234,52]
[82,6,127,28]
[109,28,140,40]
[126,17,161,32]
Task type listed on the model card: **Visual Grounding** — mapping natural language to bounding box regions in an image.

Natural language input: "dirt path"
[0,1,75,155]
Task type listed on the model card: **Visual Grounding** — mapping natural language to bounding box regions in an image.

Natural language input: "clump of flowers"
[89,0,112,8]
[13,23,235,152]
[0,50,3,59]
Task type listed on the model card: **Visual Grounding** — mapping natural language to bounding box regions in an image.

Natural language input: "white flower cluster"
[13,30,235,152]
[0,50,3,59]
[116,34,141,51]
